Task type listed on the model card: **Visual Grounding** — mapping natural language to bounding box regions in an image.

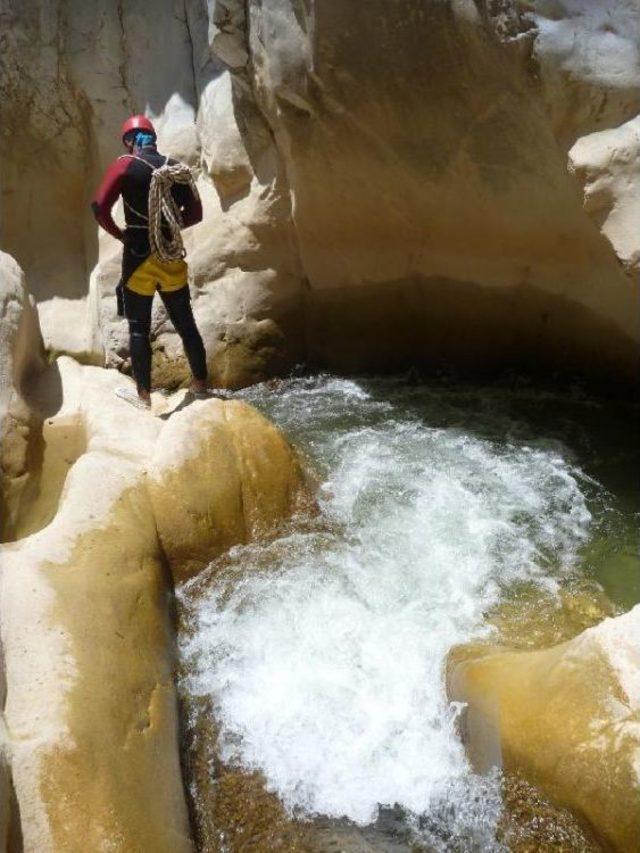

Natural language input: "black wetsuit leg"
[159,285,208,382]
[122,286,154,392]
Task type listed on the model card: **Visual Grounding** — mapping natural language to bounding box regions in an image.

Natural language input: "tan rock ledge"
[448,605,640,852]
[0,356,308,852]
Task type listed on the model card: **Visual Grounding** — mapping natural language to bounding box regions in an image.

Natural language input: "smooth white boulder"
[0,252,46,539]
[570,115,640,278]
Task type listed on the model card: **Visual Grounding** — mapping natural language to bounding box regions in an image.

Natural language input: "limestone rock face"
[449,606,640,851]
[526,0,640,149]
[0,252,46,539]
[0,358,192,852]
[240,0,638,381]
[0,355,308,850]
[2,1,639,387]
[570,115,640,279]
[0,0,199,303]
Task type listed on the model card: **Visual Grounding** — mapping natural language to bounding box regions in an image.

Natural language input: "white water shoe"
[115,387,152,411]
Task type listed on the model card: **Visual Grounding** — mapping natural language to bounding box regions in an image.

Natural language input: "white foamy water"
[180,377,594,843]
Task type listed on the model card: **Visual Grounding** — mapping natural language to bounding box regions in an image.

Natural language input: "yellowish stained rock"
[149,397,308,582]
[4,3,640,388]
[449,606,640,852]
[39,485,191,853]
[0,355,309,851]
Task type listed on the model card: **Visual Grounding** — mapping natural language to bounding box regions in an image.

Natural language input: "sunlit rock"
[231,0,639,381]
[3,1,640,387]
[570,115,640,279]
[526,0,640,148]
[0,353,308,849]
[449,606,640,851]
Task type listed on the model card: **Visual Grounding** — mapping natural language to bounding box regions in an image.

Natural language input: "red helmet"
[121,114,156,141]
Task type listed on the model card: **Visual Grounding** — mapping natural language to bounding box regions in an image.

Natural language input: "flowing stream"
[179,376,639,849]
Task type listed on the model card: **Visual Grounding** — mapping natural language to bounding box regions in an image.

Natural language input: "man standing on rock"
[91,114,209,410]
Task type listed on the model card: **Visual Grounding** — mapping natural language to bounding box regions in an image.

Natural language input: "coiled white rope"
[148,162,200,262]
[126,155,201,262]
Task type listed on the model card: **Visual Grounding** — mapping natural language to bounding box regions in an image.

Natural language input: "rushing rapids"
[179,376,639,849]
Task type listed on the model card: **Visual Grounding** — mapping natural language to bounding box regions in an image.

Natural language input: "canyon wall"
[1,0,638,387]
[2,3,640,847]
[0,251,46,539]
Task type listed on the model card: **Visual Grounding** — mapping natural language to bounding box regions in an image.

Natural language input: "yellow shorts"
[126,255,188,296]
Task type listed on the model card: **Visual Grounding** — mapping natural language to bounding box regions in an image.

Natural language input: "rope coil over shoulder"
[127,155,201,263]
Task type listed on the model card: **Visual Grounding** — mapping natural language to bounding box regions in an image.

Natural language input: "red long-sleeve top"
[91,149,203,241]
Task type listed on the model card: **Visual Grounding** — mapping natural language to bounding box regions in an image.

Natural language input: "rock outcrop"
[0,349,308,849]
[239,0,639,382]
[449,605,640,851]
[570,115,640,279]
[0,251,46,540]
[148,397,311,581]
[1,1,638,388]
